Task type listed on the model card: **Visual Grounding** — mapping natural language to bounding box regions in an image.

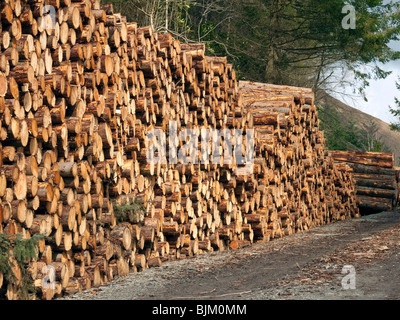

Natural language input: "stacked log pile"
[329,150,400,213]
[238,81,360,242]
[0,0,359,300]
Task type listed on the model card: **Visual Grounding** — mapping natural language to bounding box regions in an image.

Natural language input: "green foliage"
[389,76,400,131]
[318,104,390,152]
[369,139,386,152]
[192,0,400,95]
[113,198,147,224]
[318,104,360,150]
[0,233,46,299]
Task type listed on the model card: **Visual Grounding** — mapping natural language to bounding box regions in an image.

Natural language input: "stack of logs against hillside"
[330,150,400,213]
[0,0,360,300]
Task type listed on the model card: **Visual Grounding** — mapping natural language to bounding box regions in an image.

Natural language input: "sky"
[335,40,400,125]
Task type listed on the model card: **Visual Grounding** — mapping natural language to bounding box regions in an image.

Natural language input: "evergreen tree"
[0,233,45,299]
[187,0,400,99]
[389,76,400,131]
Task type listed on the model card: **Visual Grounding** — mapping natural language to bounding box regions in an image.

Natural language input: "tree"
[317,104,390,152]
[100,0,195,41]
[360,119,390,152]
[389,76,400,131]
[187,0,400,99]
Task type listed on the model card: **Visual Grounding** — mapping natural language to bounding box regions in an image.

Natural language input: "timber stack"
[238,81,360,242]
[329,150,400,213]
[0,0,359,300]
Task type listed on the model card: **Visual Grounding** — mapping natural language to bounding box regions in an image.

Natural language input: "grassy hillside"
[316,92,400,166]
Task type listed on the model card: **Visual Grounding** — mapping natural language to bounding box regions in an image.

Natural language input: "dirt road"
[63,211,400,300]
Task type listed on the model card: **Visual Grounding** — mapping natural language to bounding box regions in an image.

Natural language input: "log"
[109,226,132,250]
[357,195,393,212]
[329,150,394,169]
[330,150,399,213]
